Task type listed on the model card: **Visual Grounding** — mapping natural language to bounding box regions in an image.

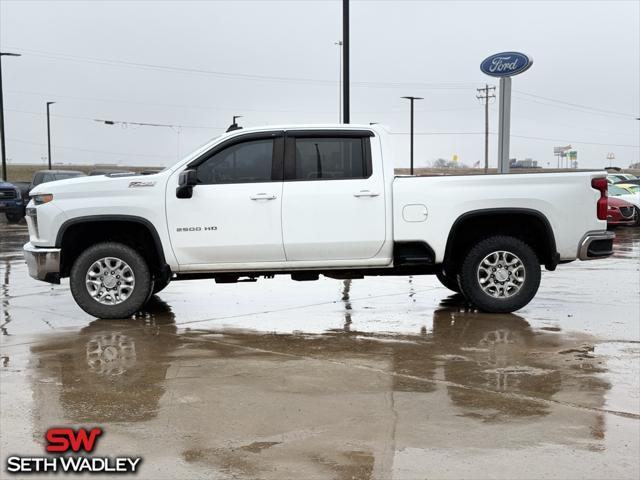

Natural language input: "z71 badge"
[176,226,218,232]
[128,181,156,188]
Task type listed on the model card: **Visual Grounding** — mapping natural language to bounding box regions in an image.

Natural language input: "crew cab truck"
[23,124,614,319]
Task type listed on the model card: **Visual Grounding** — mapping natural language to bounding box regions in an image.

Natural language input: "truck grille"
[0,188,17,199]
[619,206,635,218]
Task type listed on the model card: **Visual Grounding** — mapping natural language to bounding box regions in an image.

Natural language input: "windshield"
[621,184,639,193]
[53,172,84,181]
[608,185,628,196]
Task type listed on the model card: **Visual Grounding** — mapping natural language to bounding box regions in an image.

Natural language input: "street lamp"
[46,102,55,170]
[0,52,21,181]
[401,96,423,175]
[95,118,184,160]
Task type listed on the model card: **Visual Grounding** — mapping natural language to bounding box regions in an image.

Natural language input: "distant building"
[509,158,539,168]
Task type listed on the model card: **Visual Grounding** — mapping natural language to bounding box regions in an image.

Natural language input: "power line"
[6,46,480,90]
[6,89,340,114]
[488,104,637,137]
[390,132,487,135]
[512,94,636,120]
[5,90,484,116]
[5,108,224,130]
[509,133,639,148]
[513,90,636,118]
[7,138,175,158]
[392,131,639,148]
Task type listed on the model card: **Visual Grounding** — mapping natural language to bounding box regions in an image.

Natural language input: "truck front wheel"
[458,236,540,313]
[5,212,23,223]
[70,242,153,319]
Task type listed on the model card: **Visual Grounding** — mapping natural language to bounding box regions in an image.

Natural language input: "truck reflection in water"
[26,292,614,478]
[30,298,180,424]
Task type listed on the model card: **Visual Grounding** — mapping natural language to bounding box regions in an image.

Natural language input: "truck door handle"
[353,190,380,198]
[250,193,277,200]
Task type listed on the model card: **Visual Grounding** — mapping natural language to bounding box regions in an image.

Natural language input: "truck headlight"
[33,194,54,205]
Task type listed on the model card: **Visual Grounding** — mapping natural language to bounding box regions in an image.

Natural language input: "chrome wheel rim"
[85,257,135,305]
[86,333,136,375]
[477,250,525,298]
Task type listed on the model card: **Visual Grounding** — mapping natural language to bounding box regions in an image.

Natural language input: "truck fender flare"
[443,207,558,269]
[55,214,167,265]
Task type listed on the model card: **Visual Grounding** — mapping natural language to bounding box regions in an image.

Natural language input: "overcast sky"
[1,0,638,169]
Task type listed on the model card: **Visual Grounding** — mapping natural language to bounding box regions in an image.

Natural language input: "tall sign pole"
[480,51,533,174]
[342,0,350,124]
[497,77,512,173]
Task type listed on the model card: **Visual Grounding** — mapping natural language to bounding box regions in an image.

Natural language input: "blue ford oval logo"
[480,52,533,77]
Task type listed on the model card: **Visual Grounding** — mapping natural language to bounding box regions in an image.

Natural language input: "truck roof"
[222,123,387,135]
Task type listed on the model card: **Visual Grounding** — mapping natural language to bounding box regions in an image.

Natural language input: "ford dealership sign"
[480,52,533,77]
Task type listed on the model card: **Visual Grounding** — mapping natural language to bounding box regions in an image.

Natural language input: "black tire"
[633,207,640,227]
[5,212,23,223]
[458,236,541,313]
[436,270,461,293]
[70,242,153,319]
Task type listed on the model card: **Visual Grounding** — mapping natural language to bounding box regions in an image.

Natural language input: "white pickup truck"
[23,124,614,319]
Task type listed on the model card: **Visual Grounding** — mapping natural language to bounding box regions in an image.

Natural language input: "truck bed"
[392,171,606,262]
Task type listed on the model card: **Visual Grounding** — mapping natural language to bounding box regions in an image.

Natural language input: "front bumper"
[23,242,61,284]
[0,199,24,214]
[578,230,615,260]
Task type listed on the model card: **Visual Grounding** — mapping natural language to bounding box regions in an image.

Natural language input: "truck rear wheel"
[436,270,460,293]
[70,242,152,319]
[458,236,540,313]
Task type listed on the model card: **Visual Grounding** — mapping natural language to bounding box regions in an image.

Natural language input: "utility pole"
[401,96,423,175]
[342,0,350,124]
[476,84,495,174]
[334,41,343,123]
[606,152,615,168]
[0,52,21,181]
[46,102,55,170]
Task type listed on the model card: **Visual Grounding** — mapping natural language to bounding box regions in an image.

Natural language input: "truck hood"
[0,180,18,190]
[29,173,164,197]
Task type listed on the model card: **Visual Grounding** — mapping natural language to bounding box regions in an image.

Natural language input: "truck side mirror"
[176,169,197,199]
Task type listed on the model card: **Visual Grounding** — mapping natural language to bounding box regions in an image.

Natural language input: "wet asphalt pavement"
[1,221,639,479]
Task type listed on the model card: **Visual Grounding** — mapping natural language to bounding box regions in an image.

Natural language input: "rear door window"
[289,137,370,180]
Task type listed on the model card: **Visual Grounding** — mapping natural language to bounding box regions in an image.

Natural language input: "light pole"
[334,41,343,123]
[342,0,350,124]
[46,102,55,169]
[401,96,423,175]
[0,52,21,181]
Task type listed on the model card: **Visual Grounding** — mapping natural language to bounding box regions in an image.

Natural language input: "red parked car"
[607,197,637,226]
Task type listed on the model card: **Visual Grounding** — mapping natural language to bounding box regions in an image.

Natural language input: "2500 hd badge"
[176,226,218,232]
